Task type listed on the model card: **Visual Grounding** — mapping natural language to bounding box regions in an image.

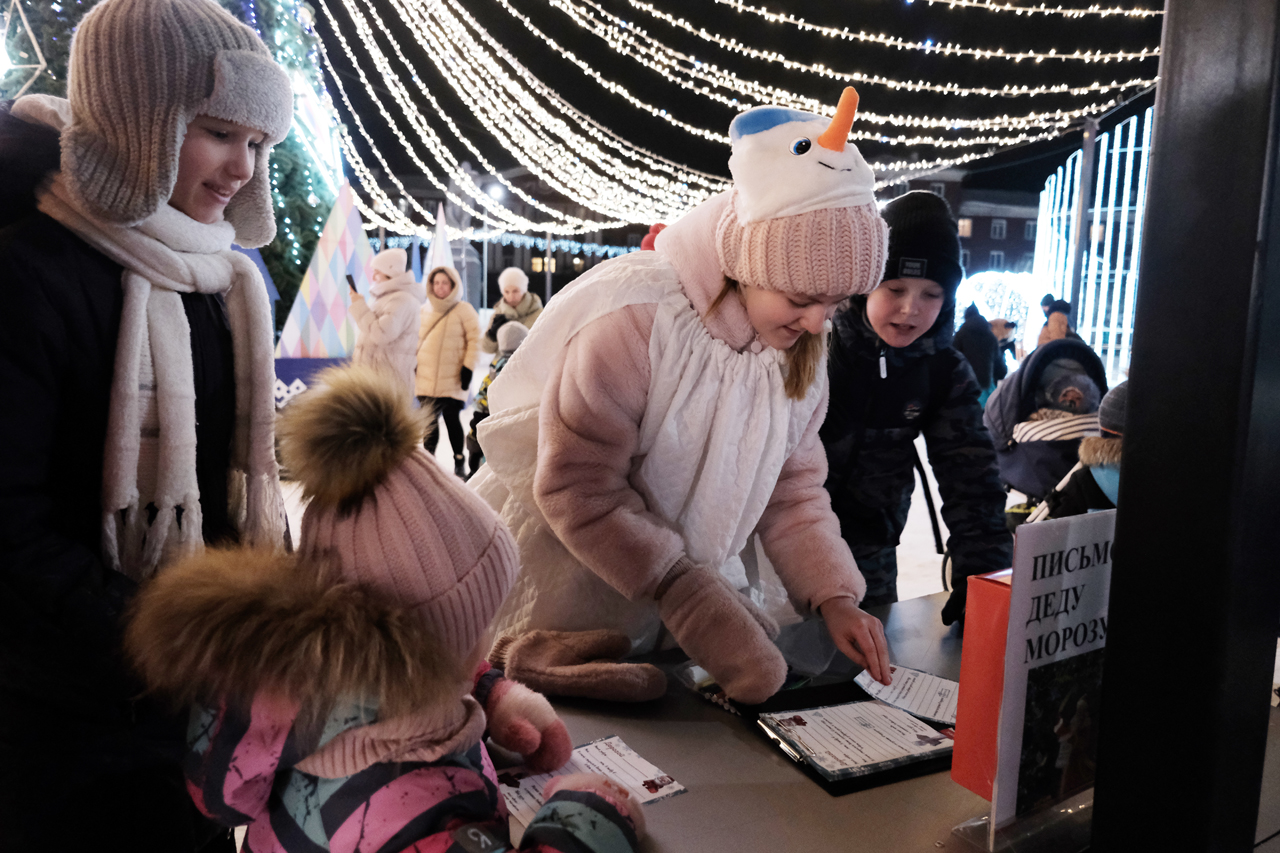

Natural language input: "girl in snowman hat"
[472,89,893,705]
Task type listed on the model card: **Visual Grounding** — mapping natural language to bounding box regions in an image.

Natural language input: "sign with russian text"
[991,510,1115,830]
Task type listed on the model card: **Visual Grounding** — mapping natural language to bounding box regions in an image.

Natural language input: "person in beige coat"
[480,267,543,355]
[416,265,480,476]
[349,247,425,395]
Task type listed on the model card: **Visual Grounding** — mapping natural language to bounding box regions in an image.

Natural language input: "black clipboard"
[699,673,953,796]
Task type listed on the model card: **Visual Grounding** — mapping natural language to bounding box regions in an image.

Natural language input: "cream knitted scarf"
[37,174,285,578]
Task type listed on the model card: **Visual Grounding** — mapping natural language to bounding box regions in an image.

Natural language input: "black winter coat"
[0,101,237,848]
[952,303,1005,389]
[820,300,1012,624]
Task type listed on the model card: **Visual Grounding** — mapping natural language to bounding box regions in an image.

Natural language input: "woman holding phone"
[348,248,425,395]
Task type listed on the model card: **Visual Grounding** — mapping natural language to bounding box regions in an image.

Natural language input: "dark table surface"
[548,592,992,851]
[548,591,1280,852]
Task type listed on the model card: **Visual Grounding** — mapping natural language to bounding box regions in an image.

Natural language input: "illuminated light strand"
[497,0,1153,105]
[389,0,727,211]
[332,0,602,229]
[423,0,725,187]
[334,0,592,226]
[916,0,1161,17]
[549,0,1134,137]
[321,0,1137,230]
[373,0,723,198]
[421,0,1034,201]
[323,19,627,236]
[327,0,699,232]
[625,0,1158,63]
[322,0,720,231]
[871,150,999,190]
[407,0,725,199]
[346,0,709,227]
[374,233,641,257]
[542,4,1063,145]
[318,0,549,233]
[385,0,722,218]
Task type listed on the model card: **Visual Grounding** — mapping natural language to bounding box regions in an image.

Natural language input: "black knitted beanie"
[880,190,964,294]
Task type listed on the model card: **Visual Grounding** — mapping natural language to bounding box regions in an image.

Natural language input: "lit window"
[989,250,1005,269]
[991,219,1007,240]
[531,257,543,273]
[929,182,946,198]
[1024,221,1037,241]
[957,218,973,238]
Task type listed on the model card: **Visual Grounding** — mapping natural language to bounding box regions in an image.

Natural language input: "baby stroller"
[983,338,1109,504]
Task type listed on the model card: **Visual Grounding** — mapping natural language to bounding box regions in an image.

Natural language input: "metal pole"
[481,237,489,309]
[1067,117,1099,329]
[544,231,553,303]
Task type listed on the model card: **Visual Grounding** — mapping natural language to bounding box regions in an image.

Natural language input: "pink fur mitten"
[544,773,647,841]
[485,678,572,773]
[656,558,787,705]
[490,629,668,702]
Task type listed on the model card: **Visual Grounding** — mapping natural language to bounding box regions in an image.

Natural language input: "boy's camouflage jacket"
[820,299,1013,624]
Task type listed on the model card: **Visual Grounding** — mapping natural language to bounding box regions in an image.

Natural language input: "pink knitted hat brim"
[299,453,518,659]
[715,190,889,297]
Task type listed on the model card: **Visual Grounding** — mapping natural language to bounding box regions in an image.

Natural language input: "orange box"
[950,568,1013,801]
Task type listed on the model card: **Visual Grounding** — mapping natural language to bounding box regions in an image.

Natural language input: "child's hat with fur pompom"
[278,365,518,658]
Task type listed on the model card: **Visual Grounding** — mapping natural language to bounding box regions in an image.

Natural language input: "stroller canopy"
[984,338,1109,500]
[984,338,1109,449]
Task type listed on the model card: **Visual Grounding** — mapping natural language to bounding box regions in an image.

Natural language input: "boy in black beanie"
[821,191,1012,625]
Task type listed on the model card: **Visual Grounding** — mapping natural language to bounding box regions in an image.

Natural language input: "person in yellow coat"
[415,265,480,476]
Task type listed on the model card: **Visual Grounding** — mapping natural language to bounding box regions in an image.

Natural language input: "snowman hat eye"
[790,138,812,155]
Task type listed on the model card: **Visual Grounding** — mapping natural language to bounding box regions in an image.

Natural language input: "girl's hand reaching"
[820,596,892,685]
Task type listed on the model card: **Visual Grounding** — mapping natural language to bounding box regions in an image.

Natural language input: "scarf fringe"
[36,175,285,578]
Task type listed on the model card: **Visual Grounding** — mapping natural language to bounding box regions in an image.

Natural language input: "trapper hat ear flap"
[61,0,291,245]
[205,50,294,248]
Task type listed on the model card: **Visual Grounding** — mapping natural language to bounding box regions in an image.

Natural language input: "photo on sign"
[1015,648,1105,815]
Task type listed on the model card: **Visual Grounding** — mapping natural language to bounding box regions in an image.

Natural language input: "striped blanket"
[1011,412,1100,444]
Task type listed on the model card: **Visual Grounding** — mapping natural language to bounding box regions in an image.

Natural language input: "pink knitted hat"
[715,88,888,296]
[279,366,518,659]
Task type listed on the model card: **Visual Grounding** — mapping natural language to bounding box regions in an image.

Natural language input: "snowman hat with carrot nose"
[715,87,888,297]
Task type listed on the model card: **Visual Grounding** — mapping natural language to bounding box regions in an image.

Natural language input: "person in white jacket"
[349,248,426,395]
[472,89,893,706]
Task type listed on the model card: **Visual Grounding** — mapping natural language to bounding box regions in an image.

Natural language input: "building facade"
[884,169,1040,276]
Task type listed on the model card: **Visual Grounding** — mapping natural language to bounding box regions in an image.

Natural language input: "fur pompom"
[124,548,462,718]
[278,364,428,511]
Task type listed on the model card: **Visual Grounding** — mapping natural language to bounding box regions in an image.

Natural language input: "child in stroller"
[983,338,1109,507]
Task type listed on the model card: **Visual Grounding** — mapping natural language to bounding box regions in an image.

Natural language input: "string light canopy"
[897,0,1162,18]
[626,0,1159,63]
[315,0,1161,234]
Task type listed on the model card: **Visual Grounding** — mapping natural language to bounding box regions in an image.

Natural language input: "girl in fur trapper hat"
[350,247,426,395]
[471,88,893,706]
[0,0,289,845]
[126,365,646,853]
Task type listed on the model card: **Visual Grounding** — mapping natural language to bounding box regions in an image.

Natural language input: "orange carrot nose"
[817,87,859,152]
